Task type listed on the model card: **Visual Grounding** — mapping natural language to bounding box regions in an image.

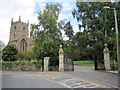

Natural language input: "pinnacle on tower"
[27,20,29,26]
[11,18,13,24]
[19,16,21,21]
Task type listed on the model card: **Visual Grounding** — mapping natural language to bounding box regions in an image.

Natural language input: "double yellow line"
[2,71,118,88]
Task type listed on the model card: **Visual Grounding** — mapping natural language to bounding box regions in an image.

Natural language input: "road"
[64,66,118,88]
[1,65,118,89]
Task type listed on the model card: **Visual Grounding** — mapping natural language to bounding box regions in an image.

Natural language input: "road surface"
[1,65,118,89]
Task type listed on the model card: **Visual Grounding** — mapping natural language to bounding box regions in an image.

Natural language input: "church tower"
[9,16,34,52]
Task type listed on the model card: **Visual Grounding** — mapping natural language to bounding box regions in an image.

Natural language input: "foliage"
[31,3,64,64]
[25,51,35,60]
[17,51,35,61]
[72,2,120,61]
[64,21,74,40]
[17,52,26,60]
[2,44,18,61]
[65,31,90,60]
[82,46,95,59]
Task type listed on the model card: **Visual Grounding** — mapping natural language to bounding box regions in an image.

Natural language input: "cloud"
[35,0,76,2]
[38,3,46,9]
[62,3,74,12]
[0,0,38,45]
[0,0,77,45]
[73,26,79,33]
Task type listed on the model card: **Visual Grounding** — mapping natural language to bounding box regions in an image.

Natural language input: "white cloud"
[35,0,76,2]
[0,0,77,45]
[58,13,72,22]
[0,0,38,45]
[38,3,46,10]
[62,3,74,11]
[73,26,79,33]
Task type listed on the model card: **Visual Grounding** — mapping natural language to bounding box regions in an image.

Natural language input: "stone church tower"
[9,16,34,52]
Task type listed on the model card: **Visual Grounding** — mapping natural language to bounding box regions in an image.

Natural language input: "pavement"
[107,71,118,74]
[1,65,119,89]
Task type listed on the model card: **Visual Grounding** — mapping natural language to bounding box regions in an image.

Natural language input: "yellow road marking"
[2,71,117,88]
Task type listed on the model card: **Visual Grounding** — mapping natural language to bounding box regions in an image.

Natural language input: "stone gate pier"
[59,45,64,72]
[44,57,50,72]
[103,44,111,71]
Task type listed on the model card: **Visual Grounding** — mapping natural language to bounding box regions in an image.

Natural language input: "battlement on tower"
[9,16,34,52]
[11,16,29,25]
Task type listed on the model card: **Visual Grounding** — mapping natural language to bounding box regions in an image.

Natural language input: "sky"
[0,0,81,45]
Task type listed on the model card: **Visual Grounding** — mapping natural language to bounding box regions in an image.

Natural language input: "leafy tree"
[72,2,120,61]
[2,44,18,61]
[31,3,64,66]
[82,46,95,60]
[64,21,74,40]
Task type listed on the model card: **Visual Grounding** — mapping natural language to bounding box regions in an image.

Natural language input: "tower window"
[14,26,16,30]
[23,27,25,31]
[20,39,27,52]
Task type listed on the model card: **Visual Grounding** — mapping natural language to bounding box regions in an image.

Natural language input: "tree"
[70,31,90,60]
[31,3,64,65]
[83,46,95,60]
[72,2,120,61]
[2,44,18,61]
[64,21,74,40]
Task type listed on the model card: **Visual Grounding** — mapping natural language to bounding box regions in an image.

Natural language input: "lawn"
[74,60,94,67]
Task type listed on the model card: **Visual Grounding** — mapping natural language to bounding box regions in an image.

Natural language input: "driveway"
[64,65,118,88]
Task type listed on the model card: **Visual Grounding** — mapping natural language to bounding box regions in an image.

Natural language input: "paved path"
[1,65,118,89]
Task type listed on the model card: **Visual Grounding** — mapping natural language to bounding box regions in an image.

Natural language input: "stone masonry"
[9,16,34,52]
[59,45,64,71]
[103,44,111,71]
[44,57,50,72]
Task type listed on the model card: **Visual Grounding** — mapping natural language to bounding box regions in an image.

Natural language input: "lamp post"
[104,6,120,72]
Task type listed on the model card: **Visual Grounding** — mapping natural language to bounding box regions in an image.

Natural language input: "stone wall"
[2,61,42,71]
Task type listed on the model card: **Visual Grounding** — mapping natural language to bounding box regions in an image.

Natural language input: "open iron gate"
[64,54,74,71]
[48,54,59,71]
[94,52,105,70]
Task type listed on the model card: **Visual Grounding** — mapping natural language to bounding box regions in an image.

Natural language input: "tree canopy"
[2,44,18,61]
[72,2,120,61]
[31,3,64,66]
[30,2,120,62]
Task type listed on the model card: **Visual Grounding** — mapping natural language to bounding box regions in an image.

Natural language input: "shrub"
[17,51,35,61]
[2,44,18,61]
[25,51,35,60]
[17,52,26,61]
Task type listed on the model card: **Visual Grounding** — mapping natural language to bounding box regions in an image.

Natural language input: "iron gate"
[64,54,74,71]
[96,60,105,70]
[48,57,59,71]
[94,52,105,70]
